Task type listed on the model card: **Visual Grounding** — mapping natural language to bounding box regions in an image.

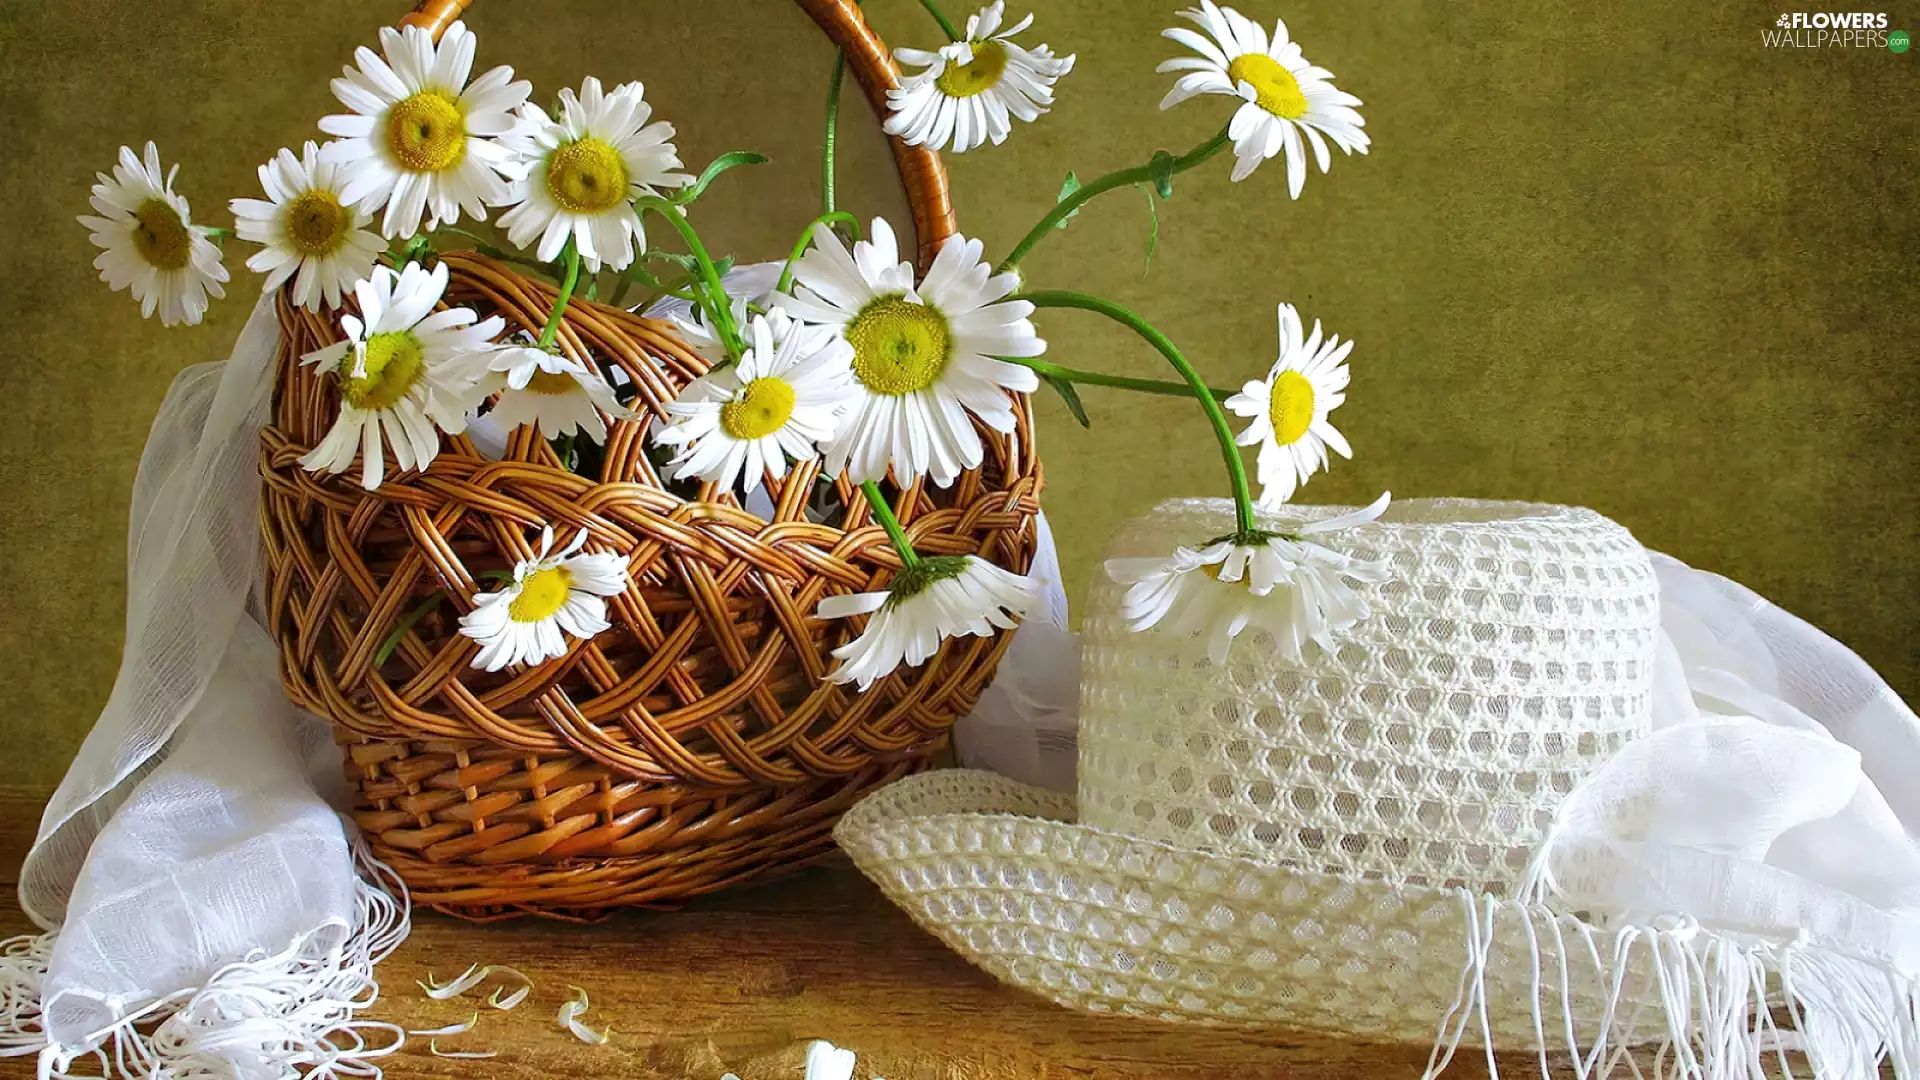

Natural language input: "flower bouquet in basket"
[79,0,1384,917]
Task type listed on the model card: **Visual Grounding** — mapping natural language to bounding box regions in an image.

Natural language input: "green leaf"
[712,254,736,277]
[1141,184,1160,272]
[1053,172,1083,230]
[375,591,446,666]
[1042,373,1092,428]
[1148,150,1176,199]
[673,150,771,204]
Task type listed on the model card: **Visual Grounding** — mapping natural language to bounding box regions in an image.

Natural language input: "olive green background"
[0,1,1913,791]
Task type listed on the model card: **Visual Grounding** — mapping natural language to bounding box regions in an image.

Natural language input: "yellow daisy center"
[523,368,580,396]
[340,331,426,412]
[508,566,573,623]
[284,189,350,256]
[720,377,797,440]
[132,198,192,270]
[1267,370,1316,445]
[934,41,1009,98]
[1228,53,1309,120]
[546,138,630,214]
[386,90,467,172]
[845,296,952,396]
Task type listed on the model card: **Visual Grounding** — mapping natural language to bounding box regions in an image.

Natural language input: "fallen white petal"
[410,1012,479,1037]
[419,962,533,1004]
[488,983,532,1010]
[429,1039,500,1060]
[565,1016,613,1045]
[417,963,485,1000]
[557,985,612,1045]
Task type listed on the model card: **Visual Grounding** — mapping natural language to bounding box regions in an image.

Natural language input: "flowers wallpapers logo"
[1764,10,1896,46]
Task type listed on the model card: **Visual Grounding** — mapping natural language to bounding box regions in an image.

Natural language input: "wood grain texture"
[0,787,1550,1079]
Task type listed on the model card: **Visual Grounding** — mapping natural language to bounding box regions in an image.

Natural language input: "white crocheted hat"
[835,498,1920,1073]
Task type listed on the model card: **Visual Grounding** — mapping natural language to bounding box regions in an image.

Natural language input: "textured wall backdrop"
[0,0,1913,790]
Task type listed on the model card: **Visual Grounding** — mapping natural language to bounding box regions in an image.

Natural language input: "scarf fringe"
[0,846,410,1080]
[1420,892,1920,1080]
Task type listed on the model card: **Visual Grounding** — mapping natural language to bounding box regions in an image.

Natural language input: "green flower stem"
[777,211,861,296]
[917,0,963,41]
[607,274,635,310]
[637,196,746,360]
[616,263,699,307]
[1021,289,1257,535]
[823,49,846,216]
[433,225,493,248]
[860,481,922,569]
[374,570,515,666]
[996,125,1233,276]
[1005,356,1234,402]
[534,241,582,351]
[434,225,549,274]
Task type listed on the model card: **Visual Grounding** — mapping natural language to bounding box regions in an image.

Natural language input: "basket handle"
[398,0,958,268]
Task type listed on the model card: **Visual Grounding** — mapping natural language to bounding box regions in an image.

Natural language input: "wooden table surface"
[0,788,1530,1080]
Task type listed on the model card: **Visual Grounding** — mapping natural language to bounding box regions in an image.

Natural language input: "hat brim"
[836,769,1677,1055]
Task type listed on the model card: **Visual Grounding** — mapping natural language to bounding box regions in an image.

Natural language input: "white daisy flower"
[1225,302,1352,507]
[818,555,1035,690]
[299,261,504,490]
[1106,493,1392,665]
[776,218,1043,487]
[458,527,629,672]
[885,1,1076,153]
[78,142,229,326]
[230,141,385,311]
[318,20,531,238]
[476,341,631,443]
[1159,0,1368,193]
[496,77,690,272]
[657,310,856,493]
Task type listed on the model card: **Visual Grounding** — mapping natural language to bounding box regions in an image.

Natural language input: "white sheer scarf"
[0,292,408,1079]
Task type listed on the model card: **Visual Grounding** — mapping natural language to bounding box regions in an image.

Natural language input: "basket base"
[354,753,928,920]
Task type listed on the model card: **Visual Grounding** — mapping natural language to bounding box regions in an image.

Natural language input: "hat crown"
[1078,498,1660,896]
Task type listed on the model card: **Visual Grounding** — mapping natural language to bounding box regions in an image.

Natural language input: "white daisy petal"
[319,20,530,239]
[819,556,1034,689]
[885,4,1074,154]
[1110,525,1385,665]
[78,142,228,326]
[1159,2,1365,192]
[298,264,503,490]
[495,78,686,272]
[458,532,629,670]
[660,310,855,493]
[474,341,630,443]
[1233,302,1354,508]
[774,220,1040,488]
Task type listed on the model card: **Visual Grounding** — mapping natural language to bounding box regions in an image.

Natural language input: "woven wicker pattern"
[1079,498,1660,897]
[255,0,1040,917]
[260,252,1039,914]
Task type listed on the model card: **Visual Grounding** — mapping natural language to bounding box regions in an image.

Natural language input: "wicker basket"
[258,0,1043,918]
